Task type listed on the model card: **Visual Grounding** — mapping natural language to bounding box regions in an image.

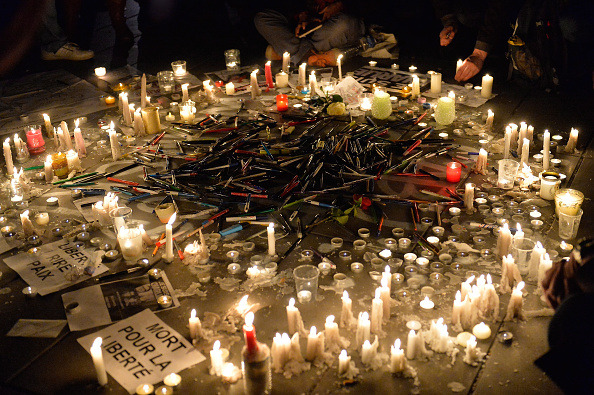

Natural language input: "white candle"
[338,349,350,375]
[504,125,512,159]
[518,122,527,148]
[528,241,546,281]
[181,83,190,103]
[411,74,420,97]
[108,128,121,161]
[472,322,491,340]
[298,63,307,86]
[370,288,383,334]
[271,333,287,371]
[141,73,147,108]
[134,108,145,135]
[121,93,132,126]
[481,74,493,98]
[566,128,578,152]
[164,212,176,262]
[305,326,322,361]
[73,120,86,157]
[430,72,442,94]
[501,254,521,293]
[485,109,494,130]
[225,82,235,95]
[266,222,275,256]
[275,71,289,88]
[379,277,391,320]
[66,150,82,172]
[543,130,551,171]
[355,311,370,348]
[20,210,36,237]
[476,148,488,174]
[95,67,106,77]
[513,223,524,245]
[497,223,512,257]
[340,290,355,328]
[361,336,379,365]
[520,138,530,166]
[44,155,53,182]
[464,183,474,212]
[337,54,343,80]
[210,340,224,376]
[406,330,419,359]
[139,224,153,246]
[509,123,518,148]
[309,71,318,96]
[286,297,305,335]
[282,52,290,73]
[250,70,260,99]
[420,296,435,310]
[456,59,463,74]
[434,95,455,125]
[464,335,479,364]
[90,337,108,386]
[480,274,499,320]
[452,290,463,328]
[538,253,553,293]
[189,309,203,340]
[60,121,73,150]
[505,281,525,320]
[4,138,14,176]
[42,113,53,136]
[390,339,405,373]
[36,212,49,226]
[324,315,340,349]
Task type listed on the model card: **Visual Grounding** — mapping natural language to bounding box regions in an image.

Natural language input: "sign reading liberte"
[78,309,205,393]
[4,240,107,295]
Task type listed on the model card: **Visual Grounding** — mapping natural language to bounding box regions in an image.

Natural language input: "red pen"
[403,139,422,156]
[150,131,167,146]
[107,177,139,186]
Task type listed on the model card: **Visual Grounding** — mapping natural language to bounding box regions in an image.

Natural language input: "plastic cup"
[224,49,240,71]
[293,265,320,303]
[511,238,535,275]
[558,209,583,240]
[157,71,175,93]
[497,159,520,189]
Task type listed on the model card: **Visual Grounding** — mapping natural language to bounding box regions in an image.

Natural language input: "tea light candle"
[409,65,417,73]
[105,96,115,105]
[90,337,108,386]
[472,322,491,340]
[136,384,154,395]
[36,212,49,226]
[446,162,461,183]
[163,373,181,387]
[481,74,493,98]
[560,240,573,254]
[420,296,434,310]
[94,67,106,77]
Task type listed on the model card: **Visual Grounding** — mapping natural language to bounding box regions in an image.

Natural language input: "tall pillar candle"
[566,128,578,152]
[267,223,275,256]
[121,93,132,126]
[181,83,190,103]
[504,125,512,159]
[109,128,121,161]
[282,52,290,73]
[430,72,442,94]
[264,61,274,89]
[298,63,306,86]
[337,54,343,80]
[90,337,108,386]
[73,120,86,157]
[141,73,147,108]
[411,74,420,97]
[464,183,474,212]
[543,130,551,171]
[520,138,530,166]
[505,281,525,320]
[60,121,73,150]
[481,74,493,98]
[3,138,14,176]
[518,122,527,148]
[250,70,261,99]
[210,340,224,376]
[305,326,322,361]
[164,212,176,262]
[141,107,161,134]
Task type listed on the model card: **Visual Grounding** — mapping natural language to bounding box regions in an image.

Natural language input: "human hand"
[439,26,457,46]
[455,48,488,81]
[295,12,309,36]
[319,2,343,21]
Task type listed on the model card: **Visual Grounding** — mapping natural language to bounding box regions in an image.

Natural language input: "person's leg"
[254,9,313,64]
[41,0,68,53]
[107,0,134,44]
[309,13,364,53]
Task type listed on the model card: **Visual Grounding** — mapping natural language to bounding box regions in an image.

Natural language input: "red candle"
[446,161,461,183]
[25,125,46,155]
[276,94,288,112]
[243,312,259,354]
[264,61,274,89]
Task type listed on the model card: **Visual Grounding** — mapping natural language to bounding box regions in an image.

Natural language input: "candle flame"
[342,290,349,299]
[92,337,102,349]
[517,281,525,292]
[310,326,316,336]
[465,275,475,284]
[326,315,335,325]
[288,297,295,307]
[245,311,254,327]
[560,240,567,248]
[337,54,343,61]
[213,340,220,351]
[109,121,115,130]
[268,222,274,229]
[191,309,196,319]
[361,311,369,320]
[75,118,79,128]
[487,274,492,284]
[167,212,177,226]
[266,60,271,66]
[455,290,461,302]
[340,349,347,358]
[375,288,381,299]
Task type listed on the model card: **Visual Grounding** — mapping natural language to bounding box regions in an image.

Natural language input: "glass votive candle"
[415,257,430,271]
[301,250,314,260]
[554,188,584,216]
[478,205,491,215]
[420,286,435,298]
[403,253,417,265]
[227,263,241,274]
[224,49,241,71]
[480,248,495,261]
[438,253,453,264]
[429,261,444,273]
[531,219,544,230]
[473,236,487,247]
[395,289,411,301]
[398,237,412,252]
[446,162,462,183]
[432,226,445,237]
[447,235,460,243]
[333,273,348,287]
[420,250,435,260]
[492,207,505,217]
[171,60,187,76]
[318,261,332,276]
[384,238,397,251]
[353,239,366,250]
[426,236,440,247]
[406,276,424,290]
[117,226,143,261]
[449,207,461,216]
[25,125,46,155]
[157,71,175,93]
[250,255,264,266]
[331,237,343,249]
[403,265,419,278]
[419,217,433,231]
[371,258,385,271]
[392,273,405,289]
[358,228,370,239]
[351,262,364,273]
[392,228,405,238]
[388,257,403,271]
[276,94,289,112]
[338,250,352,261]
[226,250,240,262]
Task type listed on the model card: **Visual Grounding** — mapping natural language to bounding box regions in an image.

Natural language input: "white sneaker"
[41,43,94,61]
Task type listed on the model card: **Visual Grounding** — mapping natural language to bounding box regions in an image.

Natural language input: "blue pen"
[128,193,153,202]
[305,200,338,209]
[219,224,243,237]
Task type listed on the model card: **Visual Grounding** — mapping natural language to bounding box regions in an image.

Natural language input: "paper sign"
[423,82,495,108]
[3,240,107,296]
[352,66,430,94]
[77,309,205,394]
[62,273,179,331]
[6,319,67,338]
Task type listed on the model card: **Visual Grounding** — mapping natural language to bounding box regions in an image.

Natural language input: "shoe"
[41,43,94,61]
[307,48,340,67]
[265,45,282,61]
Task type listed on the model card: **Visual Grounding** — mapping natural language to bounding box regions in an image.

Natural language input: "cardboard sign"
[77,309,205,394]
[3,240,107,296]
[353,66,430,94]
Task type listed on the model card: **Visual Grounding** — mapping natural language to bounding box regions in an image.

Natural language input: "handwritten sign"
[3,240,107,295]
[353,66,430,94]
[78,309,205,393]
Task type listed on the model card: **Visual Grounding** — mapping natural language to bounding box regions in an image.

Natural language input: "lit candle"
[501,254,521,294]
[528,241,546,281]
[420,296,435,310]
[505,281,525,320]
[163,373,181,388]
[20,210,36,237]
[276,94,288,112]
[355,311,370,348]
[286,298,306,335]
[225,82,235,95]
[340,290,355,328]
[406,330,419,359]
[370,288,383,334]
[164,212,176,262]
[338,349,350,375]
[371,87,392,120]
[411,74,420,97]
[566,127,579,152]
[181,83,190,103]
[139,224,153,246]
[485,109,494,130]
[134,108,145,135]
[264,61,274,89]
[520,137,530,166]
[518,122,527,147]
[210,340,224,376]
[555,189,584,216]
[141,73,147,108]
[464,183,474,212]
[73,119,86,157]
[4,138,14,176]
[243,311,259,355]
[430,72,442,94]
[360,96,372,111]
[108,127,121,161]
[390,339,405,373]
[298,63,307,86]
[60,121,73,151]
[95,67,106,77]
[66,149,82,172]
[121,92,132,126]
[324,315,340,349]
[309,71,318,96]
[282,52,290,73]
[481,74,493,98]
[513,223,524,245]
[434,95,455,125]
[337,54,343,80]
[189,308,203,340]
[276,71,289,89]
[480,274,499,321]
[543,130,551,171]
[446,162,461,183]
[538,253,553,293]
[136,384,154,395]
[361,336,379,365]
[463,335,480,364]
[42,113,53,136]
[141,107,161,134]
[472,322,491,340]
[497,223,512,257]
[36,212,49,226]
[379,277,391,319]
[267,222,275,256]
[305,326,323,361]
[90,337,108,386]
[456,59,463,74]
[271,333,288,372]
[504,125,512,159]
[452,291,463,328]
[476,148,488,174]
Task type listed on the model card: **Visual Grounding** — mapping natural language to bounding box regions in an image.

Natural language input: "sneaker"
[42,43,94,61]
[307,48,340,67]
[265,45,282,61]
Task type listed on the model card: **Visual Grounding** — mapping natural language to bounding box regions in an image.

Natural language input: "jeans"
[254,9,364,64]
[41,0,67,53]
